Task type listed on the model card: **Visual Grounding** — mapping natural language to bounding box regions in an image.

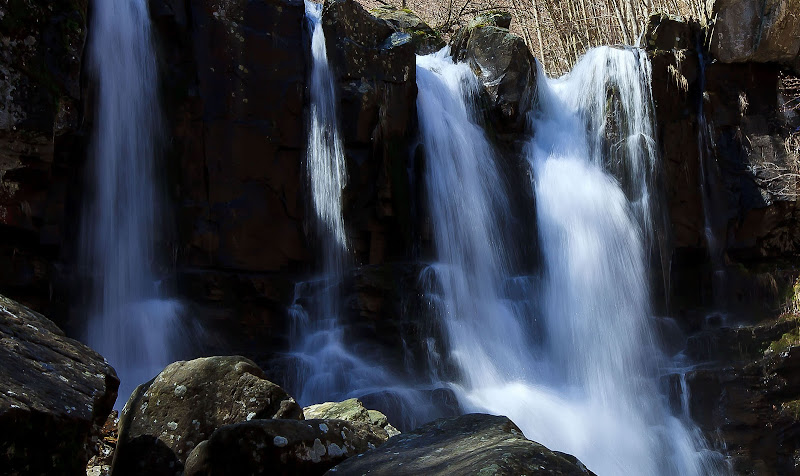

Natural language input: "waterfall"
[286,4,438,427]
[416,50,535,388]
[83,0,190,407]
[416,46,728,475]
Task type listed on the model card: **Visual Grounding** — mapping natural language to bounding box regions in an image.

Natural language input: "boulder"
[643,13,694,52]
[0,293,118,475]
[111,356,302,475]
[326,413,595,475]
[450,19,537,134]
[304,398,400,437]
[184,418,389,476]
[370,6,445,55]
[709,0,800,69]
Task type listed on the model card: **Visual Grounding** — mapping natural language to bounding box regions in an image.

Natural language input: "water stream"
[82,0,190,406]
[415,47,728,475]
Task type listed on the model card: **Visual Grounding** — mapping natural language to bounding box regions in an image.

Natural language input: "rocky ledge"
[0,293,118,475]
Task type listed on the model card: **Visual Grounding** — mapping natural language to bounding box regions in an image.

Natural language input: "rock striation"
[326,413,595,475]
[0,293,118,475]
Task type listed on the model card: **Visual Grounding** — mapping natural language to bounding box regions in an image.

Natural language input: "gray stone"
[0,293,118,475]
[304,398,400,437]
[326,413,595,475]
[451,22,537,133]
[112,356,302,475]
[709,0,800,66]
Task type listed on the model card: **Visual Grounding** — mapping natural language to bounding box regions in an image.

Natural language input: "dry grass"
[357,0,707,75]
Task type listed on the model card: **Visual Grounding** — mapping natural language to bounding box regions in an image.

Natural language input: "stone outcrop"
[326,413,595,475]
[709,0,800,72]
[112,356,302,475]
[0,293,118,475]
[667,312,800,474]
[371,6,445,55]
[450,14,537,135]
[304,398,400,437]
[184,418,389,476]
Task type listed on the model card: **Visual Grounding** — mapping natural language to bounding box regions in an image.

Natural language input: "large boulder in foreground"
[184,418,389,475]
[304,398,400,437]
[112,356,302,475]
[0,293,118,475]
[327,413,595,475]
[709,0,800,71]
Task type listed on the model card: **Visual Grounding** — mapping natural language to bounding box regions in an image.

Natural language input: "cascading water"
[416,51,536,390]
[287,4,438,426]
[416,46,728,475]
[83,0,190,406]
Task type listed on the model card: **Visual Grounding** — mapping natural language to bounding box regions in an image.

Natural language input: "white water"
[83,0,191,406]
[417,47,727,475]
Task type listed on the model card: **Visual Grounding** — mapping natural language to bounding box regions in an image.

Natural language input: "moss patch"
[767,327,800,354]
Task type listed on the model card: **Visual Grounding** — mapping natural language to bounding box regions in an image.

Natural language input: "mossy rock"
[370,5,444,55]
[468,11,512,30]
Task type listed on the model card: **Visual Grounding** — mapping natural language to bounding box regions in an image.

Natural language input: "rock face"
[0,0,88,318]
[184,418,389,476]
[304,398,400,437]
[450,16,537,134]
[0,293,118,475]
[709,0,800,71]
[112,356,302,475]
[322,0,419,266]
[326,413,595,475]
[670,313,800,474]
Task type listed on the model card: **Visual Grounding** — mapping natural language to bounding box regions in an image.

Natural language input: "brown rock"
[184,418,389,476]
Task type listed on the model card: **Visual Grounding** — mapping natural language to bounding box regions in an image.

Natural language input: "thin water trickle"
[82,0,197,407]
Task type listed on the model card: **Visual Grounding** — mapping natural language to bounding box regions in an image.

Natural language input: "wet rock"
[326,413,595,475]
[370,6,445,55]
[450,18,537,134]
[112,356,302,476]
[0,293,118,475]
[184,418,388,476]
[0,0,88,317]
[304,398,400,437]
[322,0,418,265]
[709,0,800,69]
[161,0,309,274]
